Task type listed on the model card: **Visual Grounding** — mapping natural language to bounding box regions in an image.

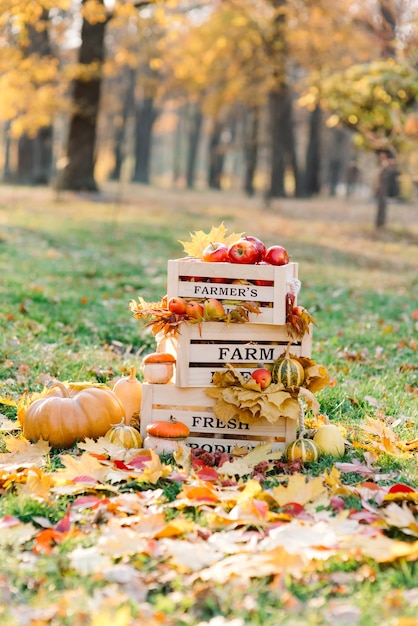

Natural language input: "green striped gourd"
[272,343,305,388]
[285,437,320,463]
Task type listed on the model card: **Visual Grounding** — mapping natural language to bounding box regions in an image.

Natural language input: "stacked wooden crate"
[140,258,312,452]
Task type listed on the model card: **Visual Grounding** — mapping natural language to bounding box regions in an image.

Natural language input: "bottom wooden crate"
[140,383,297,454]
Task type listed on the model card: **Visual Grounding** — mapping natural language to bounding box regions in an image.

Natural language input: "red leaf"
[71,475,98,485]
[281,502,305,516]
[330,496,346,512]
[71,496,109,510]
[113,459,131,471]
[388,483,415,494]
[196,466,219,481]
[55,507,71,533]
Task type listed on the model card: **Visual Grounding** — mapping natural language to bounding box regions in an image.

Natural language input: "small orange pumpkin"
[112,366,142,425]
[21,381,126,448]
[142,352,176,384]
[144,416,189,454]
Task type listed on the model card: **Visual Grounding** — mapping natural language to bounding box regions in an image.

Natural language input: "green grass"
[0,184,417,625]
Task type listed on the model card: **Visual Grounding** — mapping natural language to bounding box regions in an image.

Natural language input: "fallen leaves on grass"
[0,426,417,623]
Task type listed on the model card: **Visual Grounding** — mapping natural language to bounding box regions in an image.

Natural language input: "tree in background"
[0,0,67,184]
[314,0,418,226]
[0,0,417,208]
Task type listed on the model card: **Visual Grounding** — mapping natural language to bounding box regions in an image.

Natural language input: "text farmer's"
[192,284,259,299]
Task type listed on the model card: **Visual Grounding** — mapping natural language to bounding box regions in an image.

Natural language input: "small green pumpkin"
[285,437,320,463]
[272,343,305,388]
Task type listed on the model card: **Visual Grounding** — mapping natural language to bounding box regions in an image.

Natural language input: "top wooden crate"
[167,259,299,326]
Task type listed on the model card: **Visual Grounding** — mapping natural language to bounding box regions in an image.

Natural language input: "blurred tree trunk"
[2,121,12,182]
[269,85,299,197]
[267,0,300,199]
[374,0,397,226]
[328,128,347,196]
[243,105,259,197]
[186,102,203,189]
[57,0,107,191]
[17,9,53,185]
[304,104,322,196]
[172,105,185,185]
[110,67,136,181]
[208,119,226,190]
[132,97,158,184]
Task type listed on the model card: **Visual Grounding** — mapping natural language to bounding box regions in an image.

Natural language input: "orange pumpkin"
[144,416,189,454]
[21,381,126,448]
[112,366,142,425]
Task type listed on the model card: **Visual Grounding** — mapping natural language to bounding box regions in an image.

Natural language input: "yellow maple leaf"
[91,605,132,626]
[355,416,412,458]
[220,444,283,477]
[139,448,172,483]
[271,473,327,507]
[19,468,53,499]
[0,395,17,407]
[178,223,244,258]
[57,452,110,484]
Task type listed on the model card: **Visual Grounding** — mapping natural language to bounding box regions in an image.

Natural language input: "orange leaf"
[179,483,220,503]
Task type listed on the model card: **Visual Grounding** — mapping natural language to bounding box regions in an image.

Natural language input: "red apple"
[168,297,187,315]
[228,239,259,264]
[292,306,305,317]
[209,277,231,284]
[185,301,204,320]
[203,298,225,320]
[243,236,266,262]
[202,242,229,263]
[264,245,289,266]
[254,261,274,286]
[251,368,272,389]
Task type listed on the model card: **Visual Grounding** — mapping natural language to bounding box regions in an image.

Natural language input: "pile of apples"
[202,236,289,266]
[167,296,225,320]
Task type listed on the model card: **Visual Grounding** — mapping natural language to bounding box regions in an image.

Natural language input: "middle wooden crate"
[158,321,312,387]
[140,383,297,453]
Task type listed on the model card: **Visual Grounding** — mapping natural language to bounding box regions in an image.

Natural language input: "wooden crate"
[158,321,312,387]
[140,384,297,453]
[167,259,299,325]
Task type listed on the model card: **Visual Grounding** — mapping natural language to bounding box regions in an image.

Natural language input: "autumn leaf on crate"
[219,443,283,477]
[294,355,331,393]
[130,295,261,338]
[286,300,316,341]
[206,366,300,426]
[178,223,244,258]
[225,301,262,324]
[129,295,183,338]
[298,387,320,417]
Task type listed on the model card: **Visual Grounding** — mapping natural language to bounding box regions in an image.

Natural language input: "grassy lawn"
[0,183,417,625]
